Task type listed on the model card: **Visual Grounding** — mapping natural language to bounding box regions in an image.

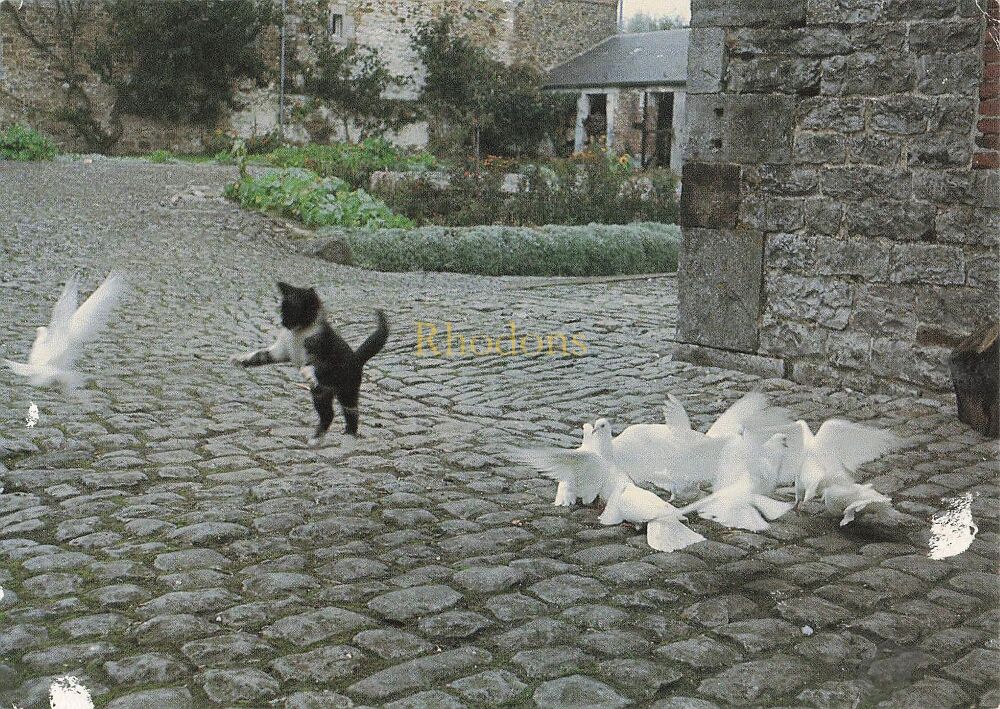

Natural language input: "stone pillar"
[574,92,590,153]
[670,89,686,175]
[606,89,619,151]
[676,0,999,394]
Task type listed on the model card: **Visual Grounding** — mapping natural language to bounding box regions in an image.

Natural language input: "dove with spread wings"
[5,272,127,390]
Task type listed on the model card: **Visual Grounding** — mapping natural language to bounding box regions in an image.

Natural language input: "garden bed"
[300,222,681,277]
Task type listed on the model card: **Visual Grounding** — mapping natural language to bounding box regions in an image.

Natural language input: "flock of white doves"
[514,393,903,553]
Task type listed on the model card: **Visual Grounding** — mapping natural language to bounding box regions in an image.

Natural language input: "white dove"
[625,391,795,498]
[784,419,902,508]
[680,431,794,532]
[5,272,127,390]
[589,419,705,552]
[515,421,612,506]
[554,423,594,506]
[821,480,892,526]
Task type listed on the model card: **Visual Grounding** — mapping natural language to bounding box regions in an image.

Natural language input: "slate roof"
[543,28,690,90]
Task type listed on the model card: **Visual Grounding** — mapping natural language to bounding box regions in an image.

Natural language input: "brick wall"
[676,0,1000,395]
[974,2,1000,168]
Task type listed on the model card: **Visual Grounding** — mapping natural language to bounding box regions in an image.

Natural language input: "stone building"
[543,28,689,172]
[676,0,999,395]
[0,0,619,152]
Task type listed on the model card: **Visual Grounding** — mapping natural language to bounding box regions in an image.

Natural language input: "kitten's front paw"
[299,365,319,388]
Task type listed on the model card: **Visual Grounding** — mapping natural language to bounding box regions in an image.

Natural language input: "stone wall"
[1,0,618,152]
[677,0,1000,395]
[511,0,619,70]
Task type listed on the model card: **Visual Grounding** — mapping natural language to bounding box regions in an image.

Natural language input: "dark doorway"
[654,92,674,168]
[584,93,608,147]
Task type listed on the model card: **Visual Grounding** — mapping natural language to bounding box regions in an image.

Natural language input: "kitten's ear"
[277,281,293,296]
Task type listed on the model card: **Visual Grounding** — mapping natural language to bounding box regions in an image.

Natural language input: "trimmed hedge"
[305,222,680,277]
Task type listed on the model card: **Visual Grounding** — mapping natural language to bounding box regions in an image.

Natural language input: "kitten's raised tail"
[354,309,389,365]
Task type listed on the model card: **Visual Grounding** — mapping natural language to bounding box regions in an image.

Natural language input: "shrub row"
[305,222,680,277]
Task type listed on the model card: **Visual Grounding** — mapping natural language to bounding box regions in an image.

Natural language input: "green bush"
[0,125,58,161]
[226,167,413,229]
[375,153,677,227]
[146,149,174,163]
[312,222,680,276]
[261,139,437,189]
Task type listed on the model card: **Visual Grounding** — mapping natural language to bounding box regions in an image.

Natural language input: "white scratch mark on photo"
[928,492,978,561]
[25,402,39,428]
[49,676,94,709]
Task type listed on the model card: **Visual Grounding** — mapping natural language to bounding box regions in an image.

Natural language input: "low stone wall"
[677,0,1000,395]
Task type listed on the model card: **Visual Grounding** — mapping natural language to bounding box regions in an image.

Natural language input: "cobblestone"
[0,161,996,706]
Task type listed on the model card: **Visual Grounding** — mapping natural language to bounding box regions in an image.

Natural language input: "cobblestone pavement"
[0,161,997,709]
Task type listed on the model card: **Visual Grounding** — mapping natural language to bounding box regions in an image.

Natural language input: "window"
[328,10,343,38]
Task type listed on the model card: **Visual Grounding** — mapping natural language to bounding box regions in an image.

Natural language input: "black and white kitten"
[232,282,389,445]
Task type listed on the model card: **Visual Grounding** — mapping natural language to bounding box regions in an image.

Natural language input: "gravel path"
[0,160,996,708]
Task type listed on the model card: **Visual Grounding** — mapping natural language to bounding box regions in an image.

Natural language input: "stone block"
[729,27,853,57]
[845,134,902,165]
[908,19,983,53]
[870,338,952,390]
[754,165,820,195]
[823,166,912,201]
[916,286,999,335]
[797,97,866,132]
[928,96,977,133]
[687,27,726,94]
[807,0,885,23]
[915,51,982,95]
[794,131,846,163]
[803,198,843,234]
[821,52,916,95]
[814,236,892,280]
[679,162,741,229]
[728,57,822,94]
[913,169,999,207]
[849,23,907,51]
[883,0,963,20]
[691,0,807,28]
[843,199,935,241]
[764,232,816,272]
[826,329,874,370]
[853,284,918,336]
[889,243,965,285]
[907,131,974,168]
[872,96,933,134]
[678,227,764,352]
[672,342,785,377]
[759,316,829,357]
[965,256,999,291]
[962,217,1000,262]
[765,273,854,329]
[687,94,795,164]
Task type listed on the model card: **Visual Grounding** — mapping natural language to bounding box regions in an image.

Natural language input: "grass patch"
[225,167,413,229]
[0,124,57,161]
[313,222,680,277]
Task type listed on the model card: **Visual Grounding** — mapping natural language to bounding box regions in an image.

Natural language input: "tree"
[2,0,122,152]
[624,13,686,32]
[297,1,414,142]
[94,0,275,126]
[412,17,570,161]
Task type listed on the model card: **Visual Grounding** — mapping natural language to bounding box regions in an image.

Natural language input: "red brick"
[981,98,1000,116]
[973,151,1000,169]
[986,62,1000,81]
[976,134,1000,149]
[986,46,1000,64]
[980,117,1000,135]
[983,81,1000,99]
